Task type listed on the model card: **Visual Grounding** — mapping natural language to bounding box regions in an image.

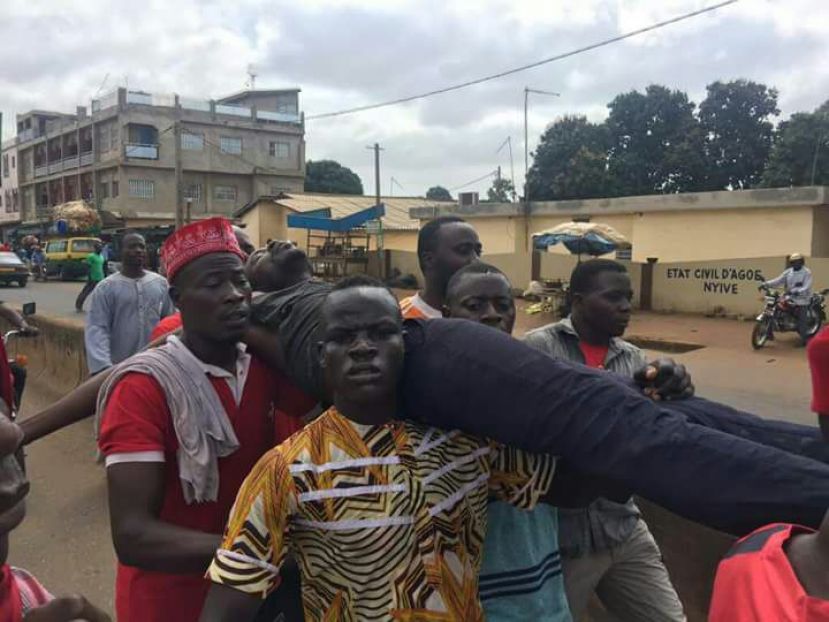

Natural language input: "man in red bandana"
[96,218,303,622]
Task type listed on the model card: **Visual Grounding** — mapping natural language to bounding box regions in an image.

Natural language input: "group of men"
[2,215,829,621]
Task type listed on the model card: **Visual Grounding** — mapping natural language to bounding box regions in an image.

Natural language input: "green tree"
[304,160,364,195]
[526,115,613,200]
[425,186,452,201]
[699,79,779,190]
[486,178,515,202]
[762,101,829,187]
[606,85,701,195]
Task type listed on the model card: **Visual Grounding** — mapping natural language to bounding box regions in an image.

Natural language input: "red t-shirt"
[579,341,610,369]
[808,327,829,415]
[710,523,829,622]
[98,356,304,622]
[150,312,183,342]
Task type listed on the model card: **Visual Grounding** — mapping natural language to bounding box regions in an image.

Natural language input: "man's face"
[94,242,103,253]
[172,252,251,342]
[121,234,147,268]
[233,227,255,257]
[792,259,805,271]
[319,287,404,405]
[246,240,309,292]
[424,223,482,285]
[445,272,516,335]
[573,271,633,338]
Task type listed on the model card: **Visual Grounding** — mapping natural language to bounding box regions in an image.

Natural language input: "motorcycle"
[751,286,828,349]
[32,260,47,282]
[5,302,37,416]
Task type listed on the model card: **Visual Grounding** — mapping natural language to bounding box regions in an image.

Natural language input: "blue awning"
[287,204,385,232]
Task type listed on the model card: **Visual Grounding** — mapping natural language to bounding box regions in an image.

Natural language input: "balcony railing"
[80,152,93,167]
[91,90,118,113]
[62,156,79,170]
[18,129,35,143]
[47,163,61,175]
[34,165,47,178]
[257,110,301,124]
[125,143,159,159]
[216,104,251,118]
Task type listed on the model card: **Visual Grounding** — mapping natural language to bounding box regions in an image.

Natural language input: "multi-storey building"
[12,87,305,236]
[0,138,22,233]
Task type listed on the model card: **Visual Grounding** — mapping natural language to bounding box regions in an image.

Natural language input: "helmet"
[789,252,804,262]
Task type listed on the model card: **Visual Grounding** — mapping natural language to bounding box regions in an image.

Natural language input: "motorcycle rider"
[762,253,814,346]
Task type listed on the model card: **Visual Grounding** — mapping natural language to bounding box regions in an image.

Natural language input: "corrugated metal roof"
[246,194,454,231]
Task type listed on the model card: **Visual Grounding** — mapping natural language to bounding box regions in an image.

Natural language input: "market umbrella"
[532,221,631,259]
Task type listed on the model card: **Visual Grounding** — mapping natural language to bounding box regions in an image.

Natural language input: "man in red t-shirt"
[808,327,829,441]
[97,218,303,622]
[710,515,829,621]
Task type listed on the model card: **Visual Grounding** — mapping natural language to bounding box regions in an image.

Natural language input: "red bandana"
[160,217,245,282]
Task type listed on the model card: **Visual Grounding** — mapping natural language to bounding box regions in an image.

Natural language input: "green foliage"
[486,178,515,202]
[425,186,453,201]
[304,160,364,195]
[761,101,829,187]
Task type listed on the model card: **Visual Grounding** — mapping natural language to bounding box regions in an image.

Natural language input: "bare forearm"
[0,305,25,330]
[115,518,222,574]
[20,370,111,445]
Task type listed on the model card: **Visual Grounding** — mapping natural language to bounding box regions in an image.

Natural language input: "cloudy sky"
[2,0,828,198]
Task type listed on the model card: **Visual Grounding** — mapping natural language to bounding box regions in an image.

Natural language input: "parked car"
[44,237,101,281]
[0,252,29,287]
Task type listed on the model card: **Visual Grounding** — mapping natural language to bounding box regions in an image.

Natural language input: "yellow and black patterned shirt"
[207,407,556,621]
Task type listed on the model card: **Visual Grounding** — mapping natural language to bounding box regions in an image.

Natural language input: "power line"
[306,0,738,121]
[451,170,497,192]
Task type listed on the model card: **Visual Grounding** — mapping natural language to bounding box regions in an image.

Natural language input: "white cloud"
[1,0,827,197]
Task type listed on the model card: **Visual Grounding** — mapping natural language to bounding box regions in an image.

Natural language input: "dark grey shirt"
[523,318,646,558]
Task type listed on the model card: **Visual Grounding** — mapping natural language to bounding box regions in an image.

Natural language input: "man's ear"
[316,341,326,369]
[420,251,435,274]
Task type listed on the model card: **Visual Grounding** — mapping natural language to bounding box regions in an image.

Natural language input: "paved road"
[0,279,87,323]
[7,307,824,617]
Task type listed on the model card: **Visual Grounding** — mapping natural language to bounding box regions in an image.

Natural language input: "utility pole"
[366,143,384,206]
[496,136,517,202]
[811,134,825,186]
[523,87,560,248]
[174,120,183,229]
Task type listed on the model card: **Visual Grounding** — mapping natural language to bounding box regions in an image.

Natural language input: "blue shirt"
[84,271,175,373]
[480,502,572,621]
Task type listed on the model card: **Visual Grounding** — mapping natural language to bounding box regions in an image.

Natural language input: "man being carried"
[96,218,303,622]
[524,259,684,621]
[21,242,829,540]
[399,216,482,319]
[201,276,558,621]
[85,232,175,374]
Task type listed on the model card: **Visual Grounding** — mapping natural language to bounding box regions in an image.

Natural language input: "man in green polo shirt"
[75,241,105,312]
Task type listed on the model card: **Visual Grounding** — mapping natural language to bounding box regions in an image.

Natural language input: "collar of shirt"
[409,293,443,319]
[166,335,251,405]
[553,317,628,363]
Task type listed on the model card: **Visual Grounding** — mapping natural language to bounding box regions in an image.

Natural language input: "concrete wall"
[630,206,816,263]
[652,256,829,316]
[813,206,829,258]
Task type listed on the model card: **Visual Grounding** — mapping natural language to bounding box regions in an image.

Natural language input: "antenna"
[246,64,258,90]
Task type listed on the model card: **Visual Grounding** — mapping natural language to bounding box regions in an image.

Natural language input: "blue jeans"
[400,318,829,536]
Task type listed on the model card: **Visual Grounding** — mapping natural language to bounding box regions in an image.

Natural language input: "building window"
[110,126,118,151]
[112,180,119,197]
[213,185,237,201]
[181,132,204,151]
[11,156,15,169]
[219,136,242,155]
[269,141,290,159]
[2,155,7,178]
[184,184,202,200]
[128,179,154,199]
[99,182,109,199]
[275,94,298,115]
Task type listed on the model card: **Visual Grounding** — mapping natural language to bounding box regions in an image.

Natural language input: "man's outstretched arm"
[20,370,111,445]
[199,584,262,622]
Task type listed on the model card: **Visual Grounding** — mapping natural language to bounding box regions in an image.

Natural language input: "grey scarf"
[96,340,239,503]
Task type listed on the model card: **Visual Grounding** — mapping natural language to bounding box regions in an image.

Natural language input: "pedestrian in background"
[75,241,105,312]
[84,232,174,374]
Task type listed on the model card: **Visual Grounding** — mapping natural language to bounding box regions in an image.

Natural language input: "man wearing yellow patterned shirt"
[201,276,557,621]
